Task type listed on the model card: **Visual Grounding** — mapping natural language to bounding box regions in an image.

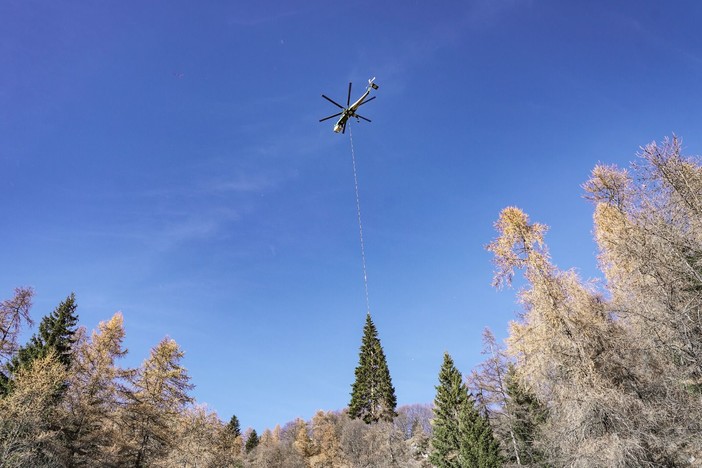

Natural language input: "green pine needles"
[348,314,397,424]
[14,293,79,370]
[430,352,502,468]
[3,293,79,396]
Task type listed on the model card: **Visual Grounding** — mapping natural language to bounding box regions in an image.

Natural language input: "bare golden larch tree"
[0,287,34,365]
[0,352,67,466]
[488,206,662,466]
[118,337,194,466]
[62,312,130,466]
[584,136,702,463]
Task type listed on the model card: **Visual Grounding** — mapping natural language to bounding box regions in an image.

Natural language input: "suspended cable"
[348,125,371,316]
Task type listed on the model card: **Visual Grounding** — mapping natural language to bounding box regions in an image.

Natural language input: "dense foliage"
[430,352,501,467]
[483,136,702,466]
[348,313,397,424]
[2,293,78,396]
[1,136,701,466]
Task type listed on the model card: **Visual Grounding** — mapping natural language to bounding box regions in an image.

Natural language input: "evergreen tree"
[408,418,431,465]
[245,429,259,453]
[430,352,467,467]
[504,365,547,465]
[227,414,242,438]
[348,313,397,423]
[10,293,79,373]
[217,414,243,463]
[458,399,502,468]
[0,371,9,397]
[2,293,79,396]
[431,352,503,468]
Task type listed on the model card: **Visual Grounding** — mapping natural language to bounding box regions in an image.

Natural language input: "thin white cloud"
[226,8,298,27]
[152,207,242,250]
[208,175,275,193]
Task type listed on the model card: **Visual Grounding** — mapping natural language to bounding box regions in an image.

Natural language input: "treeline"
[0,288,438,467]
[0,293,212,466]
[2,136,702,467]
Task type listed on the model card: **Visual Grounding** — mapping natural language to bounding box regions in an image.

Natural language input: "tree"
[582,136,702,463]
[431,352,502,468]
[467,329,514,463]
[430,352,468,467]
[337,415,408,467]
[0,287,34,364]
[309,411,345,467]
[503,365,547,465]
[9,293,79,375]
[119,337,194,466]
[0,352,67,466]
[217,414,244,464]
[292,418,313,462]
[458,400,502,468]
[226,414,242,439]
[487,204,671,465]
[156,404,223,467]
[0,287,34,396]
[348,313,397,423]
[407,418,431,466]
[394,403,433,440]
[468,329,541,465]
[245,429,259,453]
[62,312,130,466]
[251,428,287,467]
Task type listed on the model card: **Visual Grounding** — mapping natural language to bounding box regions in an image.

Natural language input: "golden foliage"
[0,352,67,465]
[488,136,702,465]
[0,287,34,362]
[486,206,550,289]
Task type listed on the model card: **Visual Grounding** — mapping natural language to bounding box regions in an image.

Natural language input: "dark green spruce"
[0,371,9,397]
[3,293,79,395]
[505,364,547,465]
[458,395,503,467]
[226,414,242,439]
[430,352,468,467]
[348,313,397,423]
[430,352,503,468]
[245,429,259,453]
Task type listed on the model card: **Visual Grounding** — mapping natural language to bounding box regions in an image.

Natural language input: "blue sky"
[3,0,702,431]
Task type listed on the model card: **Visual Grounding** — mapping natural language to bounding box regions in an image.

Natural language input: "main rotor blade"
[322,94,345,109]
[357,96,376,107]
[342,121,347,134]
[319,112,343,122]
[347,82,352,107]
[356,114,371,123]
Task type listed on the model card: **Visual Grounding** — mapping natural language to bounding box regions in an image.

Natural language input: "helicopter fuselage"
[333,90,372,133]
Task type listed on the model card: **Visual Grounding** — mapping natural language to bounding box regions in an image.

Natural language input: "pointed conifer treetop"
[245,429,259,453]
[458,396,503,468]
[10,293,79,374]
[348,313,397,424]
[430,352,468,467]
[431,352,504,468]
[226,414,242,438]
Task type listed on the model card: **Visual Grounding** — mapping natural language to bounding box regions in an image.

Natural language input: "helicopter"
[319,77,379,133]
